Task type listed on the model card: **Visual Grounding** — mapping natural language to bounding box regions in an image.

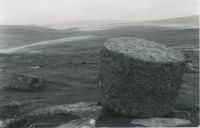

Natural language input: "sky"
[0,0,199,25]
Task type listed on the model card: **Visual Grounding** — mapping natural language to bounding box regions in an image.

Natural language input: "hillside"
[0,25,78,49]
[43,20,130,30]
[142,15,199,27]
[43,15,199,30]
[0,25,64,35]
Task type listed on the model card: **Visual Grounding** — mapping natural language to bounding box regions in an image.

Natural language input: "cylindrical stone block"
[99,37,185,117]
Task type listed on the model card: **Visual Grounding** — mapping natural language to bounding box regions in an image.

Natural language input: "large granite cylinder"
[99,37,185,117]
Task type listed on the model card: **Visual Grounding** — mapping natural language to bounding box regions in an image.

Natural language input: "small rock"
[55,118,96,128]
[30,66,40,69]
[192,105,199,112]
[6,73,43,90]
[28,122,45,128]
[185,62,198,73]
[2,101,24,109]
[1,100,43,110]
[30,51,42,54]
[131,117,191,127]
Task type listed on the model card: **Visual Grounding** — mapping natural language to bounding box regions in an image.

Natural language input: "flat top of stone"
[104,37,185,63]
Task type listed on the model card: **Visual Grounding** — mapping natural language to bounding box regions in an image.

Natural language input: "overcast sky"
[0,0,199,25]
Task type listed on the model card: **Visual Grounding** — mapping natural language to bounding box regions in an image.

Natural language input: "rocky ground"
[0,25,199,127]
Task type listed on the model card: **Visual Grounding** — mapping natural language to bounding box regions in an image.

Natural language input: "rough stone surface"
[55,118,96,128]
[5,102,104,128]
[6,73,43,90]
[99,37,186,117]
[131,118,191,127]
[0,120,4,128]
[27,102,104,120]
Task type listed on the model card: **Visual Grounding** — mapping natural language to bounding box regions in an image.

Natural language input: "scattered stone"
[28,122,45,128]
[55,118,96,128]
[30,51,42,54]
[99,37,185,117]
[5,102,105,128]
[192,105,199,112]
[30,66,40,69]
[6,73,43,90]
[131,118,191,127]
[185,62,199,73]
[3,101,26,109]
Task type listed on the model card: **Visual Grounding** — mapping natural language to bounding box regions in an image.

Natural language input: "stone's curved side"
[99,37,186,117]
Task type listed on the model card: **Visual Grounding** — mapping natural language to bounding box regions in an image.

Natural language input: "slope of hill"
[142,15,199,27]
[0,25,78,49]
[0,25,63,35]
[43,15,199,31]
[43,20,131,30]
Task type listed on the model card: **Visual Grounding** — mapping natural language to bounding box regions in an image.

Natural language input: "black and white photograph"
[0,0,199,127]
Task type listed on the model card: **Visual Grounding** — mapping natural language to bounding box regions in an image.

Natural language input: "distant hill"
[43,20,132,30]
[0,25,77,49]
[44,15,199,30]
[142,15,199,27]
[0,25,66,36]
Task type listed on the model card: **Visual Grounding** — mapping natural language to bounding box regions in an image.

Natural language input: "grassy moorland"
[0,23,199,127]
[0,25,79,49]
